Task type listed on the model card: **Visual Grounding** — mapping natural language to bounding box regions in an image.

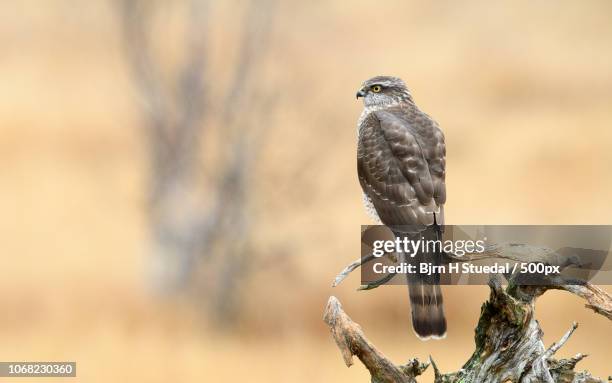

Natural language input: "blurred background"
[1,0,611,381]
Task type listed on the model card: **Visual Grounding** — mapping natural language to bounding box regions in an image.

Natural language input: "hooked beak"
[356,88,366,99]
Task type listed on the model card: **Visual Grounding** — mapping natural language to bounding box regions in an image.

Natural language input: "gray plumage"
[356,76,447,340]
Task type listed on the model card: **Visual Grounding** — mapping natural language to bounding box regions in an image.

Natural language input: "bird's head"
[356,76,412,107]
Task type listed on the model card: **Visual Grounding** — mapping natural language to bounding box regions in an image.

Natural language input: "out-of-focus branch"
[200,0,276,266]
[118,0,177,210]
[117,0,278,312]
[117,0,213,291]
[173,0,209,176]
[118,1,168,125]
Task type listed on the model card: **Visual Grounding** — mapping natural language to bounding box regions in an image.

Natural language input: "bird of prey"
[356,76,447,340]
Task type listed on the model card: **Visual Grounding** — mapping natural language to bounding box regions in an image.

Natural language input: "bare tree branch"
[357,272,397,291]
[551,283,612,320]
[332,253,375,287]
[323,296,429,383]
[325,248,611,383]
[324,284,609,383]
[543,322,578,360]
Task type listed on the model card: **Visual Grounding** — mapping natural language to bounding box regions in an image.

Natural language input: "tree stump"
[325,245,611,382]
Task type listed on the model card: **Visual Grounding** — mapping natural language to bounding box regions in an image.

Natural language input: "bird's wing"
[357,109,445,227]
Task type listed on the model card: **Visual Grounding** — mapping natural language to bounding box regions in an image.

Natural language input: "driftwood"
[325,244,611,382]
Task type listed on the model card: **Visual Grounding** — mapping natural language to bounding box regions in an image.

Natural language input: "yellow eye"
[371,85,382,93]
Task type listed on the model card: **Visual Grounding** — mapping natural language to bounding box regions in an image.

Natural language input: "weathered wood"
[557,284,612,320]
[323,296,429,383]
[326,244,611,382]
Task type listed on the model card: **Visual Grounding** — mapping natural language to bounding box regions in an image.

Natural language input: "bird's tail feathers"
[400,226,447,340]
[409,281,447,340]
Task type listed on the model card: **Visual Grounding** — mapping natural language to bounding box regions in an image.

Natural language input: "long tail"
[409,276,446,340]
[401,227,447,340]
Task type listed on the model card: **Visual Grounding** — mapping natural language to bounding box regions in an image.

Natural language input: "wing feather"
[357,108,446,227]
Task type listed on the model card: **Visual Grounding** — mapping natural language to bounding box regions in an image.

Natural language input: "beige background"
[0,1,610,381]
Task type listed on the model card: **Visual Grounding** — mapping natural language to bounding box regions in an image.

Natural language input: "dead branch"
[332,254,375,287]
[543,322,578,360]
[555,283,612,320]
[323,296,429,383]
[326,243,611,382]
